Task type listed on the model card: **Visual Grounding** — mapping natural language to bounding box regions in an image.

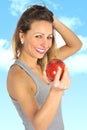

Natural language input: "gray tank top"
[11,59,64,130]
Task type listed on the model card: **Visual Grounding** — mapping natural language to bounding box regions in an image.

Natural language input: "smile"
[36,48,46,54]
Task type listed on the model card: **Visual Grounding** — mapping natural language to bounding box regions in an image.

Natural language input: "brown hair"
[12,4,58,71]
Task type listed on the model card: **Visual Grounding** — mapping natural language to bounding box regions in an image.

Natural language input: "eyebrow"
[34,32,53,36]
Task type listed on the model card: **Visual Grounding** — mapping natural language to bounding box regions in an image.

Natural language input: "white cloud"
[44,0,59,10]
[52,15,87,75]
[9,0,60,16]
[9,0,31,16]
[65,53,87,75]
[59,16,82,30]
[3,1,87,74]
[0,33,87,74]
[78,35,87,52]
[64,34,87,74]
[0,39,14,70]
[53,31,87,75]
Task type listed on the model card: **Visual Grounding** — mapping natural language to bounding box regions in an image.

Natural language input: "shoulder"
[7,64,36,100]
[7,64,26,86]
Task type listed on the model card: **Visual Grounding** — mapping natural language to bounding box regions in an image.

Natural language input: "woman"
[7,4,82,130]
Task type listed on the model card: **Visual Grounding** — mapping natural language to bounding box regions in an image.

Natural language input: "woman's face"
[20,20,53,59]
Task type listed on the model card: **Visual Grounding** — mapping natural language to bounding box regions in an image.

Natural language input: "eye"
[47,35,53,40]
[35,34,42,39]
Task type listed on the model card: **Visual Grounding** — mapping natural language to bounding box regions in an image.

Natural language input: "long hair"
[12,4,58,71]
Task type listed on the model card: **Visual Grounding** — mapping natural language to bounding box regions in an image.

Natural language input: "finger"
[60,67,71,89]
[61,66,69,80]
[54,67,62,81]
[50,67,62,88]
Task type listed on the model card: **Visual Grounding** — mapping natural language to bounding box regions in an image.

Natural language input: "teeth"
[36,48,45,53]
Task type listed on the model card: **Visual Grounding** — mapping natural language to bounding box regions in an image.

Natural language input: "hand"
[50,66,71,91]
[53,16,59,29]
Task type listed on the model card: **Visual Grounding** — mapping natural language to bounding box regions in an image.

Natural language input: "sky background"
[0,0,87,130]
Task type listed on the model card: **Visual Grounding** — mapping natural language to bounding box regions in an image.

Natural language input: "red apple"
[46,59,65,81]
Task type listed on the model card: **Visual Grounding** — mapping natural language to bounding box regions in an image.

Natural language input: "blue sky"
[0,0,87,130]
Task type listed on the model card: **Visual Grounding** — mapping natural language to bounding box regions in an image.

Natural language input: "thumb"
[51,67,62,88]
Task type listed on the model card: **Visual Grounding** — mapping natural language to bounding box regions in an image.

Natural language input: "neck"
[19,54,38,69]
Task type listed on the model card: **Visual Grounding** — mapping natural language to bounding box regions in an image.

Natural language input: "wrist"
[50,87,64,97]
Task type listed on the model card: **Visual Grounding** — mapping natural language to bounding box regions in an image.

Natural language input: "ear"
[19,30,25,41]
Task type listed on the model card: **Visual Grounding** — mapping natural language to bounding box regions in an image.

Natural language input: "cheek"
[48,42,53,49]
[27,39,36,48]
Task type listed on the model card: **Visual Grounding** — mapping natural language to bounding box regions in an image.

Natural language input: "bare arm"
[53,17,83,60]
[7,66,70,130]
[33,67,70,130]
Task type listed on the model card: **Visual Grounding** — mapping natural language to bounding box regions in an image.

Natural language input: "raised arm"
[53,17,82,60]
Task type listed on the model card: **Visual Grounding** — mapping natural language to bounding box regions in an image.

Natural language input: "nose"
[41,37,49,48]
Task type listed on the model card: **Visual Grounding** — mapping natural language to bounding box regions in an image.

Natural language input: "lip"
[36,48,46,54]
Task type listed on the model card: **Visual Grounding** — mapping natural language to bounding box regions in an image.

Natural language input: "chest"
[31,66,49,84]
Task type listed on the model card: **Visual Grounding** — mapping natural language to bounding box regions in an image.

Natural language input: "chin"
[37,54,45,59]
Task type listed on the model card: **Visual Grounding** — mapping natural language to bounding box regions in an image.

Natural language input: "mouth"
[35,48,46,54]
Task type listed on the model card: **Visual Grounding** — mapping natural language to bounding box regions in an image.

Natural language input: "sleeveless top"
[11,59,64,130]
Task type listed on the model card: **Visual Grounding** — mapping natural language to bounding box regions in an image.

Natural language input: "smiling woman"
[7,4,82,130]
[19,20,53,60]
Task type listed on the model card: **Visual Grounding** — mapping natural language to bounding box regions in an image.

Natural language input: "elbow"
[32,118,48,130]
[34,123,48,130]
[34,122,48,130]
[78,40,83,50]
[33,120,47,130]
[75,40,83,52]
